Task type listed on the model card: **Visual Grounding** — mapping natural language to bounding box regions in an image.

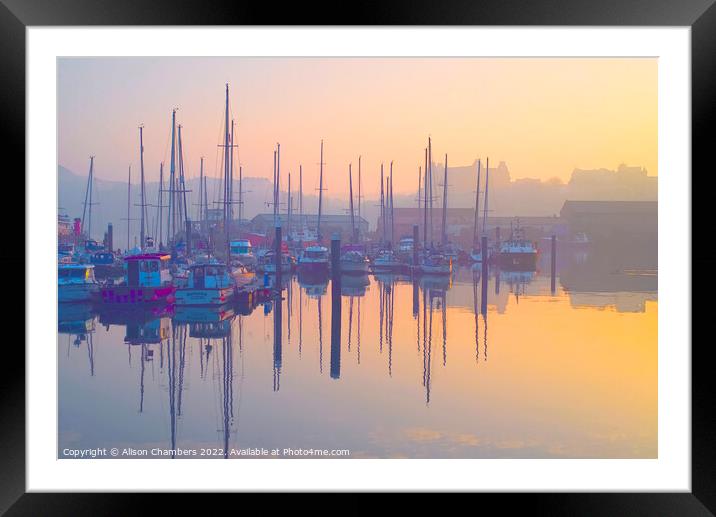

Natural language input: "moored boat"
[229,239,257,268]
[174,262,236,306]
[99,253,175,305]
[58,263,100,302]
[418,252,452,276]
[340,248,369,275]
[497,220,538,270]
[297,245,330,275]
[371,249,403,273]
[257,249,294,274]
[90,250,123,279]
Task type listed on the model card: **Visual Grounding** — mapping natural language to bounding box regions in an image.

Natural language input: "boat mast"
[139,126,146,250]
[482,157,489,236]
[198,157,204,225]
[299,164,303,235]
[168,109,177,247]
[276,143,281,230]
[380,163,385,245]
[287,171,292,240]
[441,154,448,247]
[229,119,235,227]
[389,164,395,248]
[127,166,131,250]
[423,147,428,246]
[317,140,324,243]
[81,156,94,240]
[158,162,163,248]
[178,124,188,229]
[418,166,422,211]
[428,137,433,247]
[348,163,355,243]
[473,159,481,249]
[203,175,208,232]
[357,155,361,241]
[204,176,209,230]
[272,150,277,227]
[222,84,230,241]
[223,85,232,256]
[238,164,243,228]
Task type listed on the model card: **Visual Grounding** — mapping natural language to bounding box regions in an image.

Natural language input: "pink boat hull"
[99,285,176,305]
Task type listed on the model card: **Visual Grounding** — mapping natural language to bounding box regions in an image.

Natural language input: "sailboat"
[418,147,451,276]
[340,163,369,275]
[297,140,329,276]
[176,84,242,302]
[470,159,483,263]
[372,163,402,273]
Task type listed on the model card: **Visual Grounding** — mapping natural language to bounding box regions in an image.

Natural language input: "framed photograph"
[5,0,712,510]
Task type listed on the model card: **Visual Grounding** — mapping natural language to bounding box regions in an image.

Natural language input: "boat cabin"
[58,243,75,255]
[91,251,115,265]
[303,246,329,260]
[58,264,96,284]
[230,239,253,256]
[123,253,172,287]
[186,263,234,289]
[84,239,104,252]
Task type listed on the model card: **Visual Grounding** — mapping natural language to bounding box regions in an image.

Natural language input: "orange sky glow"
[58,57,657,198]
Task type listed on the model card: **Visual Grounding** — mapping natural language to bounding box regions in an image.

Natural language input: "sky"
[58,57,657,198]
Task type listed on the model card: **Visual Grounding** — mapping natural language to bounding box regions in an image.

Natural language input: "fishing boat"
[497,219,538,270]
[58,264,99,302]
[99,253,175,305]
[174,262,237,306]
[340,247,369,275]
[170,255,192,287]
[83,239,104,253]
[257,249,294,274]
[371,249,403,273]
[398,237,414,254]
[297,245,330,275]
[419,251,452,276]
[229,239,256,267]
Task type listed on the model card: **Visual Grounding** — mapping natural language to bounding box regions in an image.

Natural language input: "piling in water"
[331,234,341,281]
[330,233,342,379]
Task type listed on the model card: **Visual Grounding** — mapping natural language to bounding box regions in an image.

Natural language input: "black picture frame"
[3,0,710,511]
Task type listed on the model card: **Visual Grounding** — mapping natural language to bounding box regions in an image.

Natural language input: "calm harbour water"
[58,249,657,459]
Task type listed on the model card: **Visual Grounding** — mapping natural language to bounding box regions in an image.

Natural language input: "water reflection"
[59,248,657,459]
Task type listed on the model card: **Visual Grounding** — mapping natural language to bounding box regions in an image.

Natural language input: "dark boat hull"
[497,252,538,271]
